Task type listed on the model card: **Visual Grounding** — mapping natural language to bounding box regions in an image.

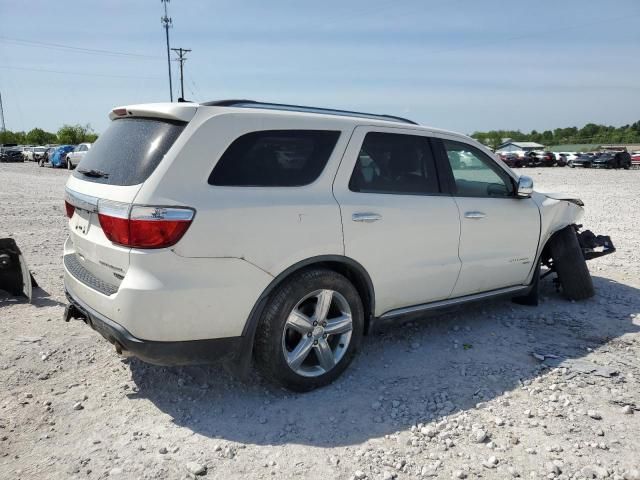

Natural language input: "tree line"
[0,124,98,146]
[472,121,640,148]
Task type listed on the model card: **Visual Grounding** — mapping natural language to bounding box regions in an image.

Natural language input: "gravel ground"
[1,162,639,480]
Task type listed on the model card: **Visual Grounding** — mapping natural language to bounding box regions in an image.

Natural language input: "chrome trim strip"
[379,285,529,320]
[65,187,99,213]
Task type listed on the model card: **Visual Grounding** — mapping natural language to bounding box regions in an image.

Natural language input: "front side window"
[209,130,340,187]
[443,140,514,197]
[349,132,439,195]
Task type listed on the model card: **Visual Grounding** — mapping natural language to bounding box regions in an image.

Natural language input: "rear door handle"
[464,211,486,219]
[352,212,382,223]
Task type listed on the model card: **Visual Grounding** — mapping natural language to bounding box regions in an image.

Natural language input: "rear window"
[72,117,185,186]
[209,130,340,187]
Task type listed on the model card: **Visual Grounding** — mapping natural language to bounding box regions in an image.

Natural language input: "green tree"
[57,124,96,144]
[0,130,26,144]
[26,128,57,145]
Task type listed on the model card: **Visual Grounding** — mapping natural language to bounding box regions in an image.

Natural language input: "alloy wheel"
[281,289,353,377]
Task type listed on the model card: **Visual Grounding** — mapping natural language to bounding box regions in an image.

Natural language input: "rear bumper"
[62,238,272,341]
[64,288,242,366]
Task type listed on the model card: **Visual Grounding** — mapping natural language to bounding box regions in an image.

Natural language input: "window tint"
[72,118,185,186]
[209,130,340,187]
[349,132,439,195]
[443,140,514,197]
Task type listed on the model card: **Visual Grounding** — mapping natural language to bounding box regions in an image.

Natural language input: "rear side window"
[72,118,185,186]
[349,132,440,195]
[209,130,340,187]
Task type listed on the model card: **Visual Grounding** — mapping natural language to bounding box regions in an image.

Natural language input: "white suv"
[66,142,92,170]
[63,100,614,391]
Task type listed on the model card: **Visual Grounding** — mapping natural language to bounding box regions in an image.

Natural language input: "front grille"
[64,254,118,296]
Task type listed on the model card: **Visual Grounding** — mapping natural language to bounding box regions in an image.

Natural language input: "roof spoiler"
[109,103,198,122]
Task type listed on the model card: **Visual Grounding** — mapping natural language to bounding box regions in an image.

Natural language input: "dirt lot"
[1,162,639,480]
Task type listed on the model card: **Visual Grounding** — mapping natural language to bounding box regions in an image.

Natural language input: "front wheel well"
[539,224,578,266]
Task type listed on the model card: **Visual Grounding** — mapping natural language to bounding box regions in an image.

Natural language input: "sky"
[0,0,639,135]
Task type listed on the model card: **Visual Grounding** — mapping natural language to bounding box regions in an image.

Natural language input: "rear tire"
[67,159,73,170]
[548,226,594,300]
[254,268,364,392]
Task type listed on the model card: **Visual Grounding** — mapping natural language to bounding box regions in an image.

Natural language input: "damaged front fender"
[532,191,585,255]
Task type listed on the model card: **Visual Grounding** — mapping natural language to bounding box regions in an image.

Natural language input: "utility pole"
[161,0,173,102]
[171,47,191,101]
[0,90,6,134]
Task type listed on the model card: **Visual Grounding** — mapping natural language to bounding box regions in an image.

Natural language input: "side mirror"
[517,175,533,198]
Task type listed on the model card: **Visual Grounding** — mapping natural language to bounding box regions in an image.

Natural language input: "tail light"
[97,200,194,249]
[64,200,75,219]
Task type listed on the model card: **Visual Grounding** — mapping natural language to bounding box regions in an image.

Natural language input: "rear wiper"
[77,168,109,178]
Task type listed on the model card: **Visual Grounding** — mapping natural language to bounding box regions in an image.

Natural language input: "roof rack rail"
[201,100,418,125]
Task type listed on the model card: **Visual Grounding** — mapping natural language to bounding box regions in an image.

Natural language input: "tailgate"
[63,114,189,294]
[65,178,142,291]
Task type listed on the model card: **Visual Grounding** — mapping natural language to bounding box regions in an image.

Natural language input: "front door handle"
[352,212,382,223]
[464,211,487,219]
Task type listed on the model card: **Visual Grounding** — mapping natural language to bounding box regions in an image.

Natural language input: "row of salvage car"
[499,149,639,169]
[0,143,92,169]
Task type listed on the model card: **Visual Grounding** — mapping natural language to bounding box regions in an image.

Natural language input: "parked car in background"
[32,146,48,162]
[501,153,528,168]
[592,151,631,169]
[41,145,75,168]
[529,151,556,167]
[631,151,640,168]
[555,153,568,167]
[65,143,92,170]
[42,147,56,163]
[0,146,25,162]
[569,153,596,168]
[22,146,35,161]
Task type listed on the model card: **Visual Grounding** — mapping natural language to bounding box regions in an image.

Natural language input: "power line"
[0,65,160,80]
[0,36,159,59]
[188,74,204,102]
[161,0,173,102]
[171,47,191,101]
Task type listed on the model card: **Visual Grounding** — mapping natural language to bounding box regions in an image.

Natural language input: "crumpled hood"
[539,192,584,207]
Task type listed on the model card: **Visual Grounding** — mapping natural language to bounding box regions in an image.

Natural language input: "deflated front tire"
[549,226,595,300]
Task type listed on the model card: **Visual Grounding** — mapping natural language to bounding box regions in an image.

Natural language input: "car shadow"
[0,286,65,308]
[127,275,639,447]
